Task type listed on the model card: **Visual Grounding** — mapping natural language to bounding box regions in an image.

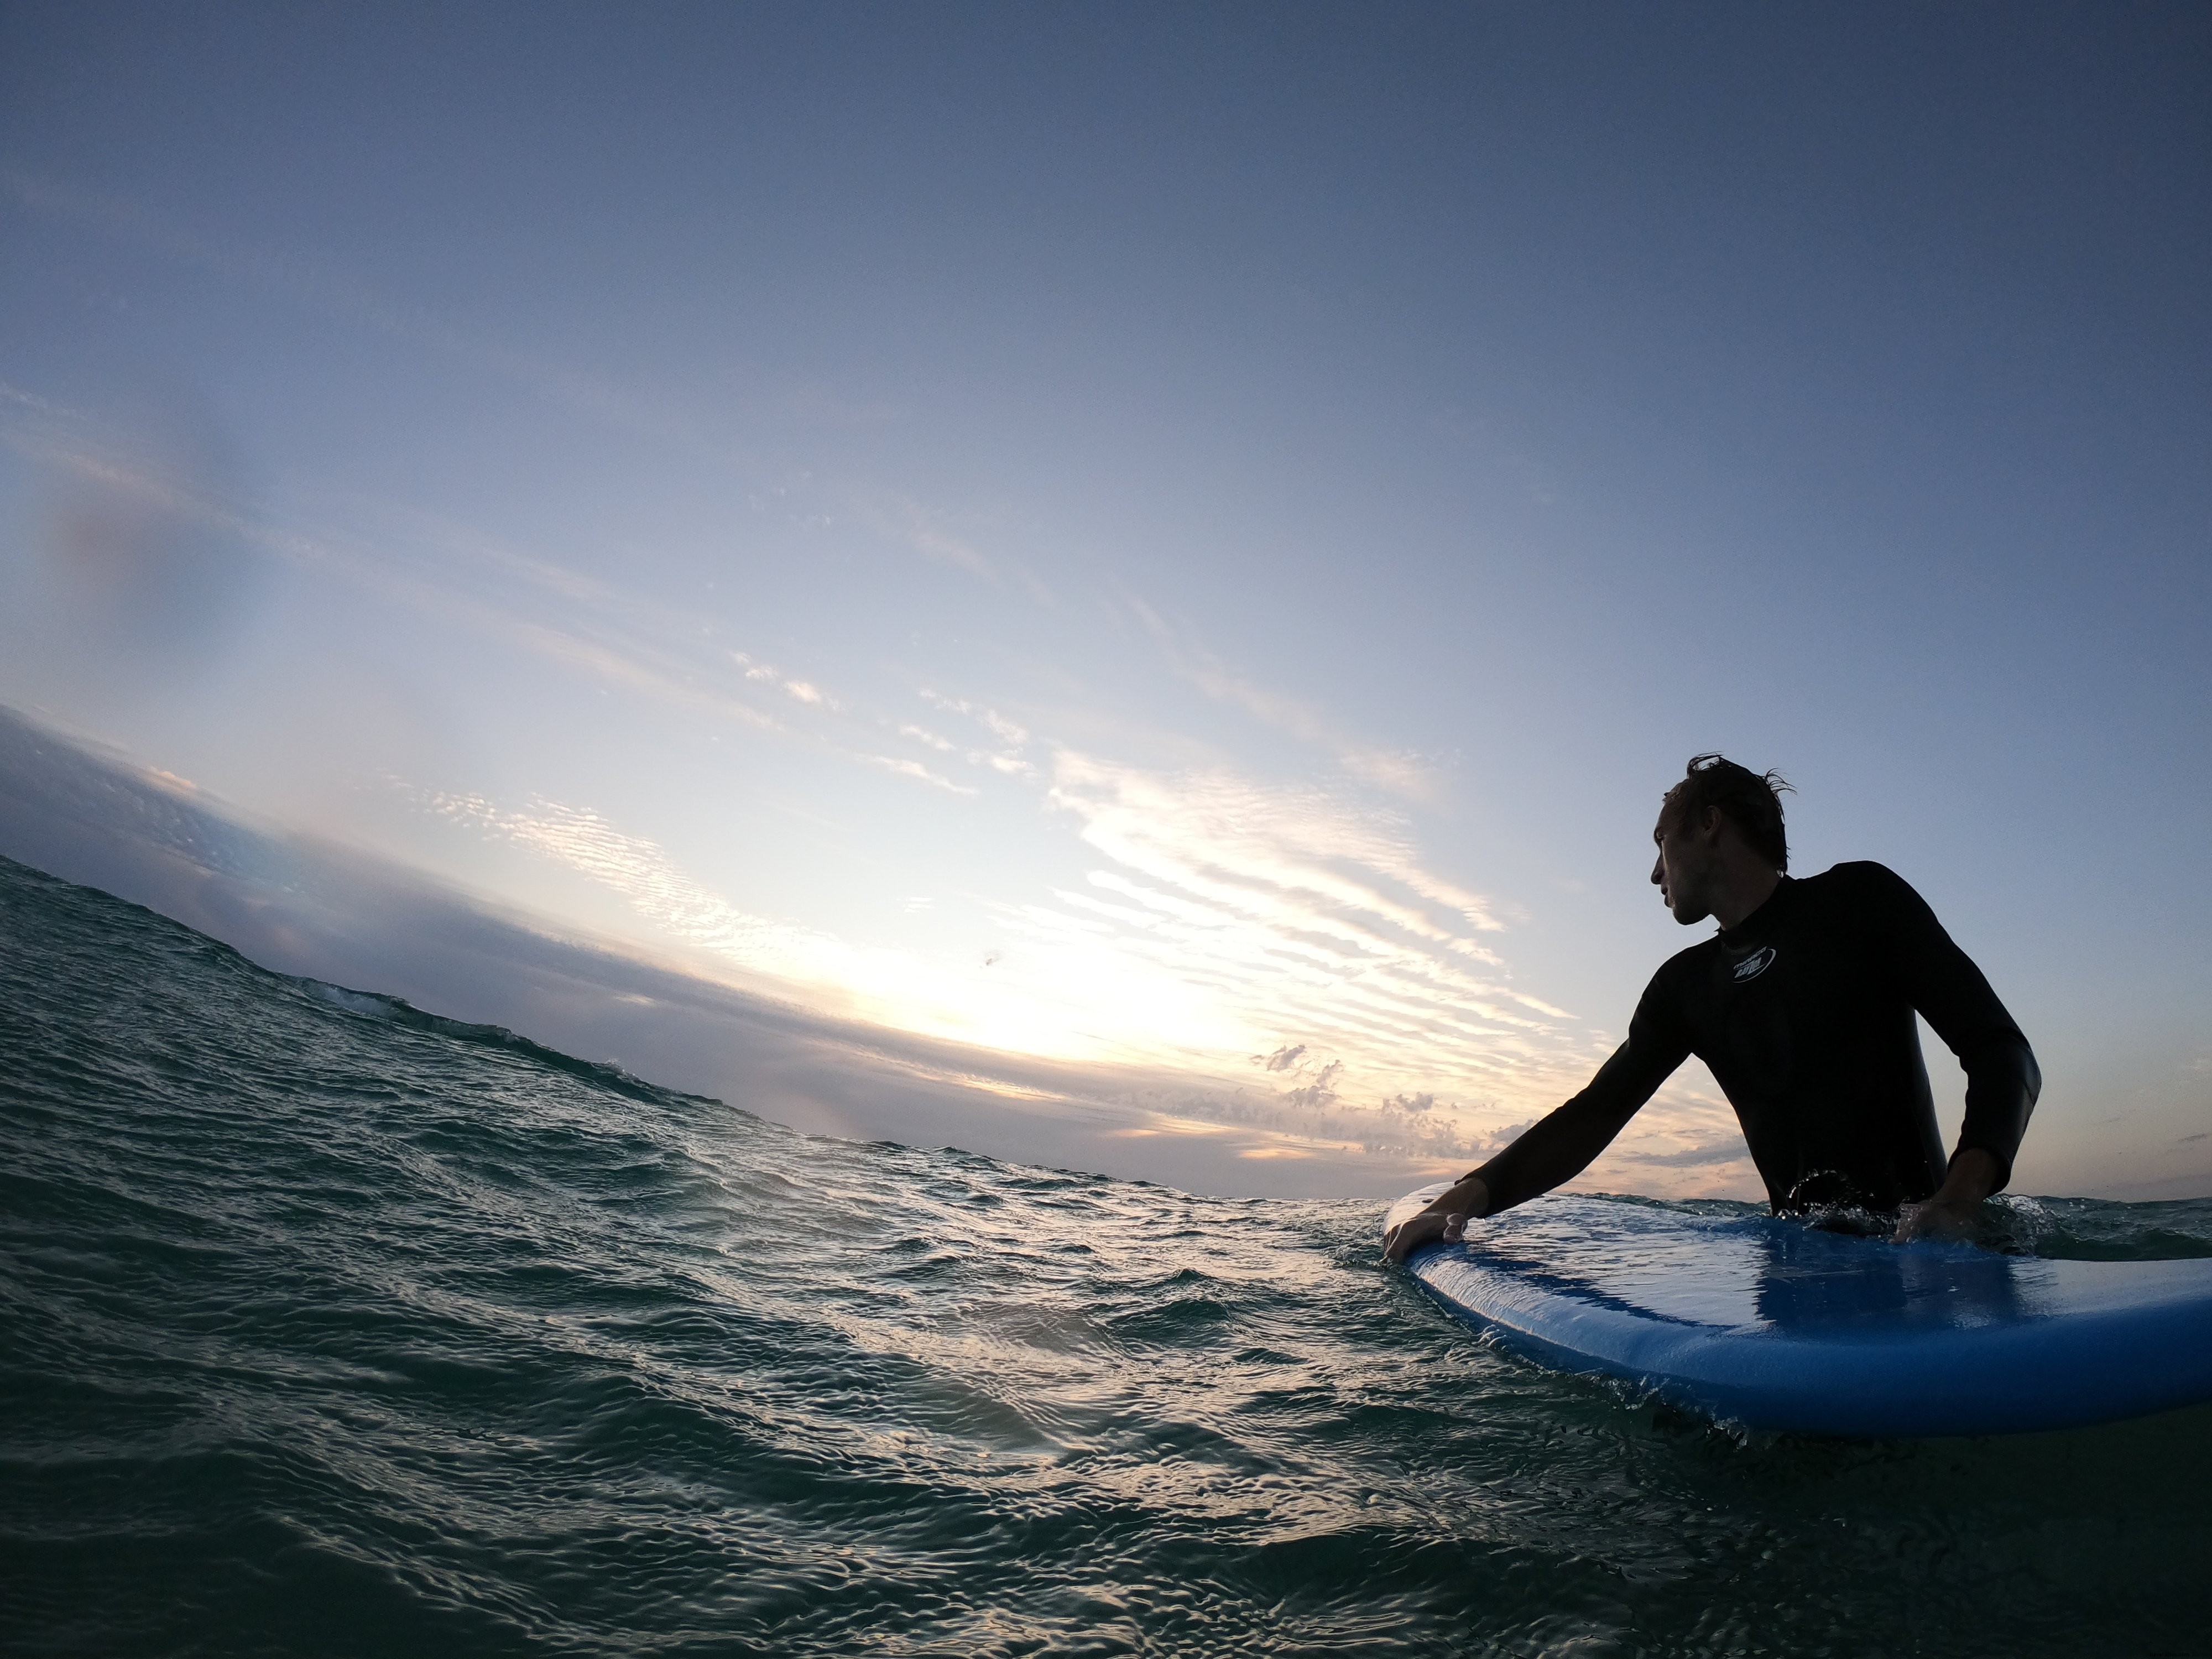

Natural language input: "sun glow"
[398,743,1639,1158]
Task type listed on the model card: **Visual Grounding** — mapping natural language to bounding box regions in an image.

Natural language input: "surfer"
[1385,755,2039,1261]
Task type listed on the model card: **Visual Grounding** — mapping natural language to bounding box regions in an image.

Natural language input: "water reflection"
[1750,1220,2027,1333]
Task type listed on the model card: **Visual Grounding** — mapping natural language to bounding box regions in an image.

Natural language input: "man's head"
[1651,754,1793,926]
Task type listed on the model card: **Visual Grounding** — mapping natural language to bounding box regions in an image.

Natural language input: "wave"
[2,852,2207,1657]
[291,977,717,1112]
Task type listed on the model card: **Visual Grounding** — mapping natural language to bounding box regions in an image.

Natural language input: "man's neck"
[1710,864,1783,932]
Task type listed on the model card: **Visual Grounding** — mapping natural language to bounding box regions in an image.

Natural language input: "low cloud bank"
[0,705,1470,1199]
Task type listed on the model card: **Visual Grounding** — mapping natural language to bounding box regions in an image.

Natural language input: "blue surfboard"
[1386,1186,2212,1437]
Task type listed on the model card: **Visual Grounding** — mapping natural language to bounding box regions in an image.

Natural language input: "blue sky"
[2,2,2206,1197]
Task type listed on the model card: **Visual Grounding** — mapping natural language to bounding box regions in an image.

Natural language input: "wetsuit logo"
[1730,945,1777,983]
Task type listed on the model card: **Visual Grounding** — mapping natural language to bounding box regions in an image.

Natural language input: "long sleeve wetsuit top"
[1472,862,2041,1216]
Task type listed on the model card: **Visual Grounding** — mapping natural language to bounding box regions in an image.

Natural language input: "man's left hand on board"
[1893,1147,2000,1244]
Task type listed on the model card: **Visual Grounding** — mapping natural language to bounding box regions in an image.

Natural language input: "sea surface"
[3,853,2208,1658]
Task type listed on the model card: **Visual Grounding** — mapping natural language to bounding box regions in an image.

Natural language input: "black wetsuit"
[1472,862,2040,1217]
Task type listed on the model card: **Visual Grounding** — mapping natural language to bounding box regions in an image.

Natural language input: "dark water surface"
[3,855,2208,1657]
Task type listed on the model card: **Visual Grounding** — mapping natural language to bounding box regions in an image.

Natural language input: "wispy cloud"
[1123,594,1436,797]
[0,390,1068,816]
[877,497,994,578]
[411,787,805,964]
[896,722,956,752]
[732,653,842,712]
[945,748,1618,1140]
[393,754,1569,1147]
[404,752,1746,1181]
[4,703,1505,1198]
[853,491,1057,606]
[920,690,1037,779]
[859,755,976,795]
[0,170,1747,1191]
[1618,1139,1755,1168]
[8,170,1080,645]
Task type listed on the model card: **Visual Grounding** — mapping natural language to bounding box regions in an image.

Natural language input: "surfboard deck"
[1386,1186,2212,1438]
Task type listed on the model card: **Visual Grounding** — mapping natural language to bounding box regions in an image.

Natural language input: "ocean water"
[3,855,2208,1658]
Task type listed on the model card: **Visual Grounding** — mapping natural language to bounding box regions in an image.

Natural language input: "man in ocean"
[1384,754,2039,1262]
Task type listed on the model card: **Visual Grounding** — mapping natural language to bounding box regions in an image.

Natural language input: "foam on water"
[3,854,2208,1657]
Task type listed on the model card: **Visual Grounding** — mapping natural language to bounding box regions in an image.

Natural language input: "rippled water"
[3,854,2209,1657]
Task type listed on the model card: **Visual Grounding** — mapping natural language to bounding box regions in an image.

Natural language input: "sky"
[2,2,2206,1199]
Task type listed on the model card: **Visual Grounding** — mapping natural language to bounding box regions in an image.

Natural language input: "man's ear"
[1698,806,1726,844]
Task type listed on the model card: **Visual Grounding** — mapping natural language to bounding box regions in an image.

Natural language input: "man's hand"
[1893,1147,2000,1244]
[1384,1176,1490,1264]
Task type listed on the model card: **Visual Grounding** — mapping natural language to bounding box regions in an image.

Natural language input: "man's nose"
[1650,852,1665,885]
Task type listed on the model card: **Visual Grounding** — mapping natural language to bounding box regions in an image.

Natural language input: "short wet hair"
[1658,754,1793,872]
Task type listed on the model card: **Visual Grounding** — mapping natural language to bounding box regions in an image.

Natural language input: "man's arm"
[1385,1003,1688,1263]
[1865,864,2041,1198]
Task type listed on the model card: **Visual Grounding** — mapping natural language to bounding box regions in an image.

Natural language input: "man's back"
[1631,860,2036,1213]
[1384,758,2041,1264]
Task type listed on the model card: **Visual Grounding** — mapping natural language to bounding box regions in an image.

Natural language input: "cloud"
[919,689,1036,778]
[968,748,1609,1137]
[0,384,1723,1184]
[2,390,1035,818]
[909,521,993,577]
[1123,594,1437,797]
[729,655,843,710]
[897,722,956,752]
[0,704,1491,1198]
[862,495,994,577]
[858,755,977,796]
[1617,1139,1754,1168]
[10,427,1037,817]
[0,703,1767,1198]
[855,493,1057,607]
[393,737,1605,1156]
[0,391,795,734]
[409,787,812,966]
[1118,1081,1535,1164]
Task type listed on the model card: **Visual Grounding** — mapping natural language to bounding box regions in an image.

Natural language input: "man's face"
[1650,807,1718,925]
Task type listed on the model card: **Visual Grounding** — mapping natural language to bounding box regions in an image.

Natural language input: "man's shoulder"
[1799,859,1907,886]
[1647,933,1724,989]
[1793,860,1919,904]
[1788,861,1949,948]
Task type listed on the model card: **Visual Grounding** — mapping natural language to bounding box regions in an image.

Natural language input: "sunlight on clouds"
[400,765,1512,1103]
[2,387,1735,1182]
[1014,751,1601,1112]
[897,722,956,752]
[395,746,1745,1178]
[860,755,977,796]
[921,690,1036,778]
[403,782,1248,1064]
[416,789,797,963]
